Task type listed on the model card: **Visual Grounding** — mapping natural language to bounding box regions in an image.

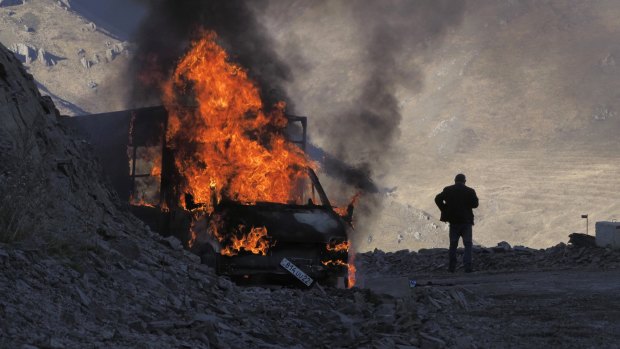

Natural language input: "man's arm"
[470,189,479,208]
[435,190,447,211]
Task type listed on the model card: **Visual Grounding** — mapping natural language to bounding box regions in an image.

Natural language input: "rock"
[80,57,91,69]
[113,43,125,54]
[100,329,115,341]
[128,320,146,332]
[162,236,183,250]
[48,338,65,349]
[513,245,530,251]
[183,250,201,264]
[113,238,141,259]
[419,332,446,347]
[496,241,512,251]
[37,48,54,66]
[10,43,35,63]
[0,248,9,261]
[147,320,175,331]
[568,233,596,248]
[75,286,91,306]
[193,313,218,323]
[105,49,115,62]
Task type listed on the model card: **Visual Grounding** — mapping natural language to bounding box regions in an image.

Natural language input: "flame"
[162,31,313,212]
[334,192,362,218]
[326,240,350,252]
[321,260,348,267]
[221,226,270,256]
[347,253,356,288]
[321,257,356,289]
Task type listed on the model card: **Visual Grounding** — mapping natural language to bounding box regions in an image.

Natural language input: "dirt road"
[364,269,620,348]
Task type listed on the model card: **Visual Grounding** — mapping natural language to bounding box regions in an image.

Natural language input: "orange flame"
[162,31,313,212]
[334,192,362,218]
[326,240,350,252]
[321,259,348,267]
[347,253,356,288]
[221,226,270,256]
[321,258,356,289]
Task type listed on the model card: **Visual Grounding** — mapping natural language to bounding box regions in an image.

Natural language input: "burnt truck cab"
[61,106,351,286]
[190,168,351,284]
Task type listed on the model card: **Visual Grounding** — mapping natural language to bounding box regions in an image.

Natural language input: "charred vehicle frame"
[62,107,352,286]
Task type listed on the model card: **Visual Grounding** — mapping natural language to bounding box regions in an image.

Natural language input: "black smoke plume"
[323,0,466,180]
[129,0,292,109]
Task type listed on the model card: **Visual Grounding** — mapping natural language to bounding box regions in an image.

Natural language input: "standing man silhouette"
[435,174,479,273]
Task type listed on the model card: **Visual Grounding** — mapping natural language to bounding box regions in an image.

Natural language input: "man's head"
[455,173,466,184]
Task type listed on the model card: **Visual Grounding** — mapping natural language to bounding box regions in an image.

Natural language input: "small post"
[581,214,589,235]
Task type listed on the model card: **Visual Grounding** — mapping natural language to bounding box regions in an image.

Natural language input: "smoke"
[326,0,465,179]
[129,0,466,205]
[129,0,292,109]
[253,1,466,194]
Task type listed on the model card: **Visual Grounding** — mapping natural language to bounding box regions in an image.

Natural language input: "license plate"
[280,258,314,286]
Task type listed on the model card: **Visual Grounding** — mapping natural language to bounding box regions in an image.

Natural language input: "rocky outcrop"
[9,43,56,66]
[9,43,35,63]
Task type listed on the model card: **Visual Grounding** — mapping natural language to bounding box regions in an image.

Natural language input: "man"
[434,173,479,273]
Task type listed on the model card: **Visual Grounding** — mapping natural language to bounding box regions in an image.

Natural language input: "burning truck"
[62,32,355,287]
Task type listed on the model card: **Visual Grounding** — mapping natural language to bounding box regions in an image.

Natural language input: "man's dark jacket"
[434,183,479,224]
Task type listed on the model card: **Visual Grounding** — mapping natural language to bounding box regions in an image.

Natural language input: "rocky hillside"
[0,0,132,115]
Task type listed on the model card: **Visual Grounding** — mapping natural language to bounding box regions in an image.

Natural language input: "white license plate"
[280,258,314,286]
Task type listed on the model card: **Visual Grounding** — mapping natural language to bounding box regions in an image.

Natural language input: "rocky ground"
[358,240,620,348]
[357,238,620,276]
[2,235,455,349]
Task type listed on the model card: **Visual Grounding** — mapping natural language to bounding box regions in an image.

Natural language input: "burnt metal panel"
[212,200,347,244]
[61,107,167,200]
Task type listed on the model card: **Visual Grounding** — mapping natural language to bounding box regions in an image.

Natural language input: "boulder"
[37,48,54,66]
[80,57,90,69]
[9,43,35,64]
